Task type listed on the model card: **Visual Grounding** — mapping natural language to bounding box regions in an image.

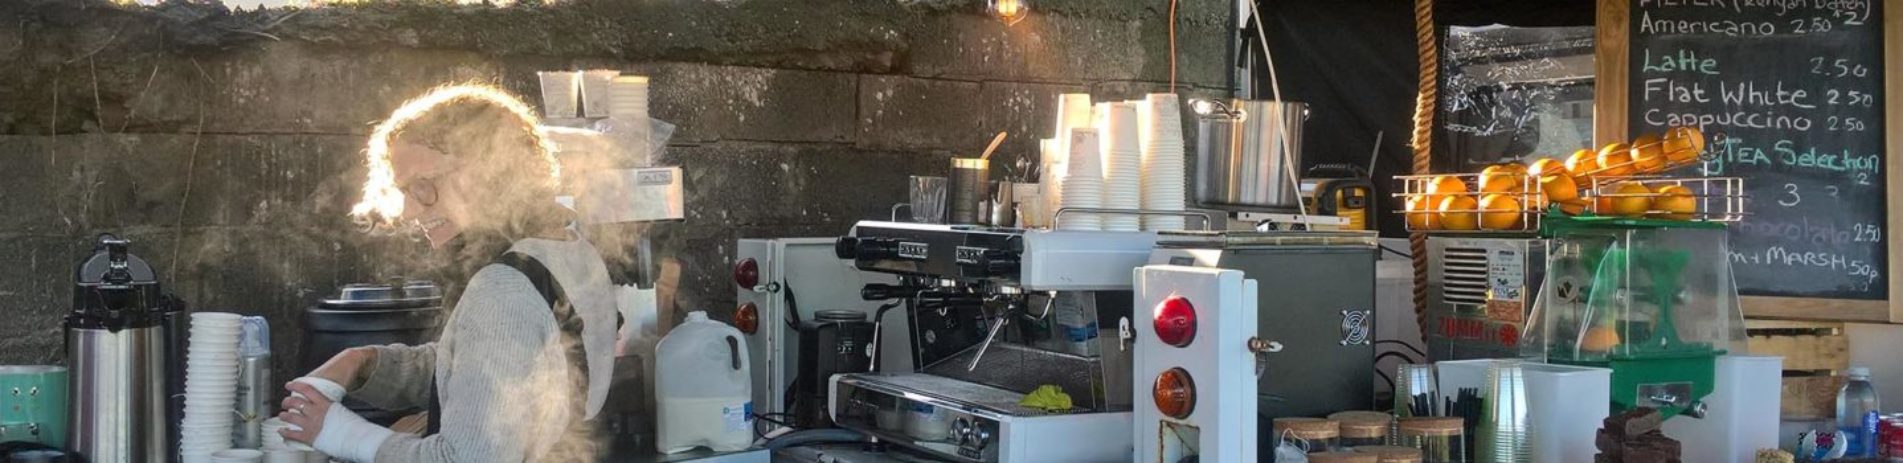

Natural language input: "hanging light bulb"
[989,0,1029,25]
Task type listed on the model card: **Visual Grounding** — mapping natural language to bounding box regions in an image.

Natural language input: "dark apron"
[424,251,591,437]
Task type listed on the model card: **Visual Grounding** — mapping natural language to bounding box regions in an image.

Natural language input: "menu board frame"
[1595,0,1903,322]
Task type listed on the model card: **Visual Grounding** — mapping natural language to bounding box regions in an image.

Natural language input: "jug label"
[724,402,752,432]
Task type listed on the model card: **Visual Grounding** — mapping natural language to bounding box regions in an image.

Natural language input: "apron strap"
[425,252,589,437]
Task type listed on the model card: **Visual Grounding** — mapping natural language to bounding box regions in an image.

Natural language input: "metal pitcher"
[1194,100,1309,211]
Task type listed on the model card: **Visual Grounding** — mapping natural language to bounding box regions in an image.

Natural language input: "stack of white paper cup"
[608,76,651,120]
[1058,128,1105,231]
[1098,102,1143,231]
[578,70,621,118]
[1054,93,1094,139]
[1038,138,1065,228]
[1140,93,1188,231]
[535,71,581,119]
[260,418,327,462]
[210,449,264,463]
[181,312,244,462]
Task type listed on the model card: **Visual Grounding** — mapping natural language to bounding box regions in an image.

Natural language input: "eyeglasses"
[400,177,439,207]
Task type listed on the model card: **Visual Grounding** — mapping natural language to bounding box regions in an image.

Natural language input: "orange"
[1538,170,1579,202]
[1528,158,1567,178]
[1596,143,1635,177]
[1554,199,1588,216]
[1437,195,1479,231]
[1607,181,1654,217]
[1662,126,1705,163]
[1405,196,1440,230]
[1479,164,1527,194]
[1582,325,1622,352]
[1424,175,1468,204]
[1652,184,1697,220]
[1630,133,1667,172]
[1478,194,1524,230]
[1564,149,1600,180]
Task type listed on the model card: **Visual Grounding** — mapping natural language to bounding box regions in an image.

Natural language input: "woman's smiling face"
[390,140,473,248]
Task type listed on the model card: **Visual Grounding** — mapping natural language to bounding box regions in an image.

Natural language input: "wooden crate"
[1745,319,1849,420]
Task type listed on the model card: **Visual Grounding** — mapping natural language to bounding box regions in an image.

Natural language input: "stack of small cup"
[1057,128,1106,231]
[1139,93,1189,231]
[1097,102,1144,231]
[260,417,323,462]
[181,312,244,461]
[608,75,651,120]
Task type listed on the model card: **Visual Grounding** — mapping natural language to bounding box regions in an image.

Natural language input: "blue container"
[0,365,68,447]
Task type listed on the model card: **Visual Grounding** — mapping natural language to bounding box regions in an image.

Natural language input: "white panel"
[1661,355,1783,463]
[1133,265,1257,463]
[999,411,1133,462]
[736,239,781,415]
[1021,230,1157,291]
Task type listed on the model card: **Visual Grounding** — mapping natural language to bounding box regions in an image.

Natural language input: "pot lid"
[320,280,442,310]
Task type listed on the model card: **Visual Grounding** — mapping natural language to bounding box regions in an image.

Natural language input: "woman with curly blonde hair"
[278,84,617,462]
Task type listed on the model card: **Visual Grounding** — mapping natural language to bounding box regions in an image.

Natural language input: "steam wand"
[965,294,1025,372]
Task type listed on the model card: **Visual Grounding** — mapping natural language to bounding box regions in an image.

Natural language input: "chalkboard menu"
[1627,0,1888,300]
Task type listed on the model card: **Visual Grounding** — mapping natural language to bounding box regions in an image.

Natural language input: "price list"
[1628,0,1887,299]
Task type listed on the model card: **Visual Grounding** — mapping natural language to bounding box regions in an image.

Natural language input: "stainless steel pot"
[65,235,178,463]
[67,326,171,463]
[1194,100,1309,211]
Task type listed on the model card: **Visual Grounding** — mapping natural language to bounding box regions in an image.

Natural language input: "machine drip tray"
[844,373,1071,418]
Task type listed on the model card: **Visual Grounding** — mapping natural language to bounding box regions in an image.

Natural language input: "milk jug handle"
[726,335,741,370]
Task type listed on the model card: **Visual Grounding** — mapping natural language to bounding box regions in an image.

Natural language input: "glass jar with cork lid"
[1271,417,1341,452]
[1328,411,1394,448]
[1307,451,1378,463]
[1397,416,1466,463]
[1356,445,1425,463]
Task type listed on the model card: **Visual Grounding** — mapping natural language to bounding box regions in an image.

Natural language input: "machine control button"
[834,236,859,259]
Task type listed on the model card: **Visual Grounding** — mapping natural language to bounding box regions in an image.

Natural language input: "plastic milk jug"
[655,311,753,453]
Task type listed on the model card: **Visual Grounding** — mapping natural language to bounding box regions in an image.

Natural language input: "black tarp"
[1246,0,1594,235]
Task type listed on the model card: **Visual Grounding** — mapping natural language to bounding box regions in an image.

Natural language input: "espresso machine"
[66,235,183,463]
[827,221,1155,462]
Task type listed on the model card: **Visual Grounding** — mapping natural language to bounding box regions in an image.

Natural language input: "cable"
[1379,244,1411,258]
[1376,350,1420,366]
[1169,0,1179,90]
[1244,0,1310,217]
[1376,339,1428,358]
[765,429,867,451]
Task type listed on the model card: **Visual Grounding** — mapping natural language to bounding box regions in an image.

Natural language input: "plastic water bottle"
[1837,366,1882,457]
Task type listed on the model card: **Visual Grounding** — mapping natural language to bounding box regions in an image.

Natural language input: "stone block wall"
[0,0,1234,381]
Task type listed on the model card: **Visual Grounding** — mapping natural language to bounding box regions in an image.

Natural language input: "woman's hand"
[277,381,334,445]
[307,348,374,390]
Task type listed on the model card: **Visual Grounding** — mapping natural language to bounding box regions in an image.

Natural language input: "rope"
[1408,0,1438,338]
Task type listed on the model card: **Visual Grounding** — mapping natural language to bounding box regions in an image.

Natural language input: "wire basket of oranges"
[1573,126,1707,179]
[1578,176,1747,222]
[1395,166,1545,233]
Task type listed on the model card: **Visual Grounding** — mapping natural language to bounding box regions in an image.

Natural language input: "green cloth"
[1019,385,1073,412]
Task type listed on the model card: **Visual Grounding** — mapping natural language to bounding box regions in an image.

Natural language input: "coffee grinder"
[66,235,184,462]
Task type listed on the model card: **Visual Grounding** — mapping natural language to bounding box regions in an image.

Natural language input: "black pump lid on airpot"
[69,234,172,330]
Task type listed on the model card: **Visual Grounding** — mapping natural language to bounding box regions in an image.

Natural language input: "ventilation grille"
[1440,246,1490,305]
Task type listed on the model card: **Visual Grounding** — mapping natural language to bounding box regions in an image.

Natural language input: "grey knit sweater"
[347,234,619,462]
